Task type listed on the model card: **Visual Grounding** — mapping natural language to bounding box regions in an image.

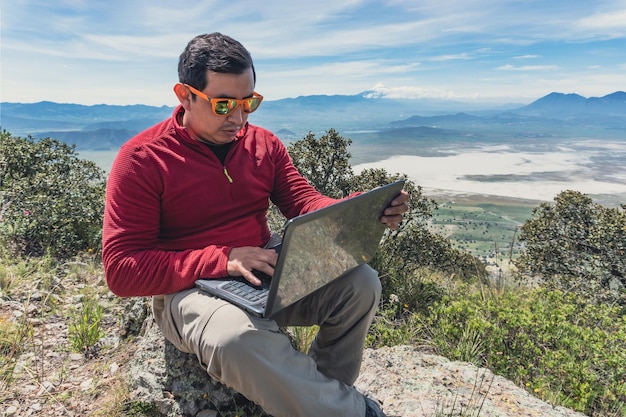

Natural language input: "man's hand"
[380,190,409,230]
[227,246,278,286]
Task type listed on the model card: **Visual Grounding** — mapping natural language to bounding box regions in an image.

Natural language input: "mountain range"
[1,91,624,151]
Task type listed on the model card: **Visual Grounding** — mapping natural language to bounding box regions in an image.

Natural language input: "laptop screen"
[266,180,404,315]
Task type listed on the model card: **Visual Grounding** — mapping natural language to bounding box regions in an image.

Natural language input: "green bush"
[366,302,424,348]
[373,222,487,291]
[0,132,106,258]
[424,285,626,416]
[515,190,626,305]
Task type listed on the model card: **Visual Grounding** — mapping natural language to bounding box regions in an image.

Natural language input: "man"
[102,33,408,417]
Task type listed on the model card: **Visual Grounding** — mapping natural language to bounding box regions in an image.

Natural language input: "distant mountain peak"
[595,91,626,102]
[536,92,587,102]
[361,90,384,99]
[518,91,625,117]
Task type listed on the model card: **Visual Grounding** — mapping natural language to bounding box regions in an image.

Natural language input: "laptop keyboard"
[222,280,269,303]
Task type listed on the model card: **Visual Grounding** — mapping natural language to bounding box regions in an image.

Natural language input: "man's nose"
[227,105,245,123]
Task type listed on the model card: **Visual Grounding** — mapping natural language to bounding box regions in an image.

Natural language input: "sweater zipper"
[222,137,239,183]
[223,166,233,183]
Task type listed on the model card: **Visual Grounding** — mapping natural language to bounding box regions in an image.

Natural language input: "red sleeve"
[268,135,359,218]
[102,143,230,297]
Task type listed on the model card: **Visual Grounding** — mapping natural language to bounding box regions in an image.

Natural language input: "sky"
[1,0,625,107]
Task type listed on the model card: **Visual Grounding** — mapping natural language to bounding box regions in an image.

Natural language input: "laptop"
[195,180,405,318]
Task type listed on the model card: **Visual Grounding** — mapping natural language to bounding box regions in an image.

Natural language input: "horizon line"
[2,89,625,108]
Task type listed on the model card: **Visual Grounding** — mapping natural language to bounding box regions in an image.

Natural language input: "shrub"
[68,296,105,356]
[424,285,626,416]
[372,221,487,294]
[515,190,626,305]
[366,296,426,348]
[0,132,106,258]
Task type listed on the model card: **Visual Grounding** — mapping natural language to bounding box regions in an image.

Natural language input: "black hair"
[178,32,256,90]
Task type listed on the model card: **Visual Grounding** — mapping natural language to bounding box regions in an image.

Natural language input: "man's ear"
[173,83,192,110]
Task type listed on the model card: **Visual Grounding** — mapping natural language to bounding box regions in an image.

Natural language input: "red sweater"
[102,106,340,297]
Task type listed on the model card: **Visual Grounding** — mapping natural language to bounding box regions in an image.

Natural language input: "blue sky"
[2,0,625,106]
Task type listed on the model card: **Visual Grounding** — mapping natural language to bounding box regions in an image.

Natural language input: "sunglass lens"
[244,98,261,113]
[214,99,237,115]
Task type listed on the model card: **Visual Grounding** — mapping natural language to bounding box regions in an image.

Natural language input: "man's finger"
[241,268,262,286]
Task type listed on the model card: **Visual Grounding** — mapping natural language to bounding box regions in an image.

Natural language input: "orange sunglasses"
[185,84,263,116]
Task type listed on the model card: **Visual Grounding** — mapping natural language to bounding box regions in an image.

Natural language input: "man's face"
[178,68,255,145]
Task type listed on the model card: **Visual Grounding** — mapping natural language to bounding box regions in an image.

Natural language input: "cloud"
[256,60,423,99]
[365,83,510,101]
[577,9,626,35]
[82,34,184,59]
[1,1,624,105]
[496,64,561,71]
[429,53,472,62]
[368,84,455,99]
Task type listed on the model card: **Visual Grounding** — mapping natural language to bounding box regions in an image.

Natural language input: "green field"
[427,194,538,268]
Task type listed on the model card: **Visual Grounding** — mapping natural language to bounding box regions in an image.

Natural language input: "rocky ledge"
[128,317,586,417]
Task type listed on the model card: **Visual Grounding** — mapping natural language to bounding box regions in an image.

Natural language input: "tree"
[287,129,354,198]
[515,190,626,303]
[0,132,106,258]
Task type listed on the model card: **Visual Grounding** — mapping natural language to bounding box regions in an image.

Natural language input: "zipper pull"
[223,167,233,183]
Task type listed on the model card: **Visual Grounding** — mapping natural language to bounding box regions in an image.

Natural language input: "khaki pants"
[153,264,381,417]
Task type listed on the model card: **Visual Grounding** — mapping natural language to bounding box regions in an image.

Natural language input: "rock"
[127,319,588,417]
[354,345,587,417]
[37,381,55,395]
[118,297,150,338]
[4,405,18,415]
[80,378,93,391]
[109,362,119,376]
[126,318,267,417]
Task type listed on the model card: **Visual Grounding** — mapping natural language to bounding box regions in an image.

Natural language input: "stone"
[109,362,119,376]
[80,378,93,391]
[4,405,18,415]
[118,296,150,338]
[126,318,268,417]
[37,381,55,395]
